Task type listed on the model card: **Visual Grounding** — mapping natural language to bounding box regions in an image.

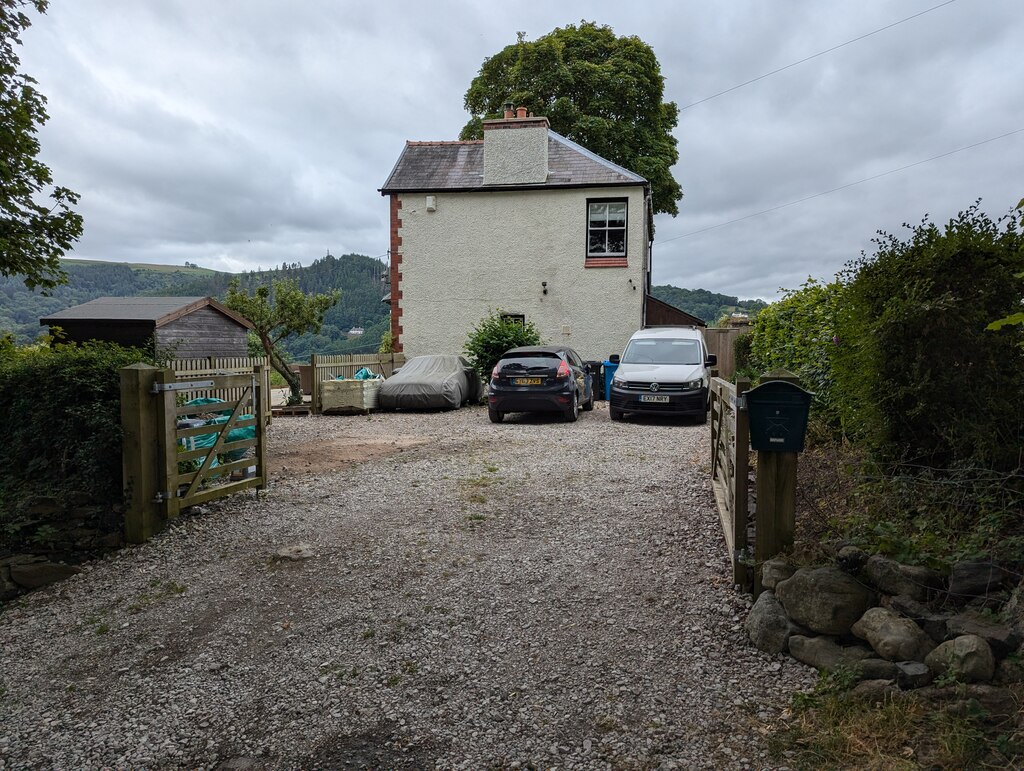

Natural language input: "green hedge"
[833,204,1023,470]
[0,340,150,542]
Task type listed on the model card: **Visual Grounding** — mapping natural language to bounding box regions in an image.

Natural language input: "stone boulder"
[836,544,868,573]
[948,560,1005,604]
[894,660,933,689]
[776,567,875,636]
[852,607,936,662]
[887,595,951,643]
[745,590,791,654]
[761,559,795,591]
[924,634,996,683]
[946,609,1022,657]
[851,679,898,703]
[9,560,81,590]
[788,635,875,672]
[864,555,941,602]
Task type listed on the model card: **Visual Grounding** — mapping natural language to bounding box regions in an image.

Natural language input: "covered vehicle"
[378,355,480,410]
[487,345,594,423]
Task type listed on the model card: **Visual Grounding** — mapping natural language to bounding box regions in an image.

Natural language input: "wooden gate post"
[753,370,800,595]
[254,364,268,487]
[121,363,163,543]
[310,354,320,414]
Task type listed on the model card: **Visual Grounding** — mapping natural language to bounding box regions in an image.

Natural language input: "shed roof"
[40,296,253,329]
[379,131,647,194]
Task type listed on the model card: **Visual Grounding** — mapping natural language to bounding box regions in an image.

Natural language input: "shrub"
[0,340,150,544]
[732,330,755,382]
[748,278,845,428]
[833,203,1024,470]
[464,310,542,382]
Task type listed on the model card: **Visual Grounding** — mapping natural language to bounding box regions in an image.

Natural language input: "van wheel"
[695,407,708,425]
[609,406,624,422]
[488,408,504,423]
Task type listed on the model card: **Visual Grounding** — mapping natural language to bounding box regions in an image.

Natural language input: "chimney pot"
[503,101,514,119]
[516,106,528,118]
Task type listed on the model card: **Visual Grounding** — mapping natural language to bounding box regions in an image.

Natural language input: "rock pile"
[746,550,1023,712]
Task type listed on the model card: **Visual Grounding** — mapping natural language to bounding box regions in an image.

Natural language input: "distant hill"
[650,285,768,325]
[1,254,390,360]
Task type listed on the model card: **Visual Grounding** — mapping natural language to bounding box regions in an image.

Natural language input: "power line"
[659,128,1024,243]
[680,0,959,110]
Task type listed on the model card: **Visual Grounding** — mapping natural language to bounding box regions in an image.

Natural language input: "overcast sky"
[20,0,1024,301]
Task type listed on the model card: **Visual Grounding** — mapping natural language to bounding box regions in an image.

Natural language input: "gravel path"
[0,403,814,770]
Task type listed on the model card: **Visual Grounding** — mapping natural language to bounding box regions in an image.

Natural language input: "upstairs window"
[586,198,628,266]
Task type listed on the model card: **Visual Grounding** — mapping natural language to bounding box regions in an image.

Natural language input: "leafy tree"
[224,278,339,405]
[0,0,82,291]
[464,310,541,383]
[460,22,682,216]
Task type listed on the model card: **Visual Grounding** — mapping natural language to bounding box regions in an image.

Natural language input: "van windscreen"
[621,339,701,365]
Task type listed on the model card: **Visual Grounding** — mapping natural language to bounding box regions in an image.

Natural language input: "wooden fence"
[121,364,268,543]
[704,328,748,381]
[310,353,406,413]
[173,356,272,424]
[710,376,752,587]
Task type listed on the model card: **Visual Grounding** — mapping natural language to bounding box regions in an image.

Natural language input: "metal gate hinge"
[153,490,175,503]
[151,380,214,393]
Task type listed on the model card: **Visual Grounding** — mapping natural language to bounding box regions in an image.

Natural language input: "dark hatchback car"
[487,345,594,423]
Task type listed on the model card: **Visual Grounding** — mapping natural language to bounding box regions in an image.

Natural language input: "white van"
[608,326,717,423]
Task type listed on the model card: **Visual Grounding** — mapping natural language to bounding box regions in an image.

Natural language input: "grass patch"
[769,670,1022,769]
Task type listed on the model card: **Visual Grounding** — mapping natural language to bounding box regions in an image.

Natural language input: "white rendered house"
[379,106,657,362]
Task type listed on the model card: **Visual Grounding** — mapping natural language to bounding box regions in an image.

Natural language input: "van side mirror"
[609,354,620,364]
[705,353,718,366]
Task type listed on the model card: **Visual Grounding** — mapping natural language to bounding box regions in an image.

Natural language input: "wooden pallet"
[271,404,311,417]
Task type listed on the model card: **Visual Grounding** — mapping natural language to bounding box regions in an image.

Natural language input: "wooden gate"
[710,376,751,587]
[121,364,268,542]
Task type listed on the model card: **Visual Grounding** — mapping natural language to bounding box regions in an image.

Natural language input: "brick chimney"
[482,105,550,186]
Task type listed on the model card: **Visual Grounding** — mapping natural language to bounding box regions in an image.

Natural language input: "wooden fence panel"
[710,376,751,588]
[704,328,748,381]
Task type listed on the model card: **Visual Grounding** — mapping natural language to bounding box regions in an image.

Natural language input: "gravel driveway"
[0,403,814,770]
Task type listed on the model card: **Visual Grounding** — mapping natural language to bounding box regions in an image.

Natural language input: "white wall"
[396,186,647,361]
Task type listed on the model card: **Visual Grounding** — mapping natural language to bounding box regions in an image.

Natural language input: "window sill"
[584,257,628,268]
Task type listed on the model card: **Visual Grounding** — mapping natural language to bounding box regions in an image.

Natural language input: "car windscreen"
[498,353,562,372]
[621,338,702,365]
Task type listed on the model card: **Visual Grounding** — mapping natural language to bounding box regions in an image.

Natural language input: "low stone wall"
[746,549,1023,712]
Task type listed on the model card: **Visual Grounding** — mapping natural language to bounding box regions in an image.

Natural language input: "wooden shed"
[644,295,707,328]
[40,296,253,358]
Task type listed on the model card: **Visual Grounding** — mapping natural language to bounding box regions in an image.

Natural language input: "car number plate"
[513,377,542,385]
[639,394,670,403]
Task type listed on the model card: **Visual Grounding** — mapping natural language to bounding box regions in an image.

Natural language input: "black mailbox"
[745,380,814,453]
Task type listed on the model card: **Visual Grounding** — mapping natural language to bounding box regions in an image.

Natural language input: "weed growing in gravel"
[467,512,487,520]
[400,660,419,675]
[361,628,376,639]
[385,674,402,687]
[127,580,187,613]
[94,623,110,635]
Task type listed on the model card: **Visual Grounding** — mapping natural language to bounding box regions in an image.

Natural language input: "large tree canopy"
[0,0,82,291]
[460,22,682,216]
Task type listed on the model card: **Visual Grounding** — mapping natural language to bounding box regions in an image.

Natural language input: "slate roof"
[379,131,647,193]
[40,296,253,328]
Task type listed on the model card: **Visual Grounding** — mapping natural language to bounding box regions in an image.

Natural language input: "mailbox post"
[743,369,813,595]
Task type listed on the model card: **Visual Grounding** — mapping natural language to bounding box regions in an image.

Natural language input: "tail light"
[491,363,500,379]
[556,360,571,379]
